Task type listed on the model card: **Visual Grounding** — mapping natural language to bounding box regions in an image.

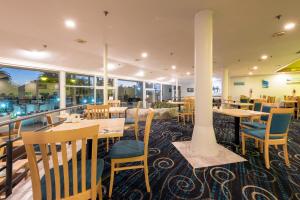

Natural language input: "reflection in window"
[0,66,59,117]
[118,79,143,107]
[108,89,115,100]
[108,78,114,87]
[66,87,94,106]
[66,73,94,86]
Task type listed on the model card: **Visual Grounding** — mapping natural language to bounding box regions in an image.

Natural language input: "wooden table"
[48,118,125,158]
[213,108,269,145]
[167,101,184,111]
[223,102,254,109]
[109,107,128,118]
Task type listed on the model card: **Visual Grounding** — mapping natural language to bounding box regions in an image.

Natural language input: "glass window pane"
[66,87,94,106]
[96,89,103,104]
[96,77,103,86]
[145,82,153,89]
[118,79,143,107]
[108,89,115,100]
[66,73,94,86]
[162,84,172,100]
[0,66,59,117]
[108,78,114,87]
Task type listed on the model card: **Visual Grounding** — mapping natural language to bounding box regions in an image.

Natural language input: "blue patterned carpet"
[98,114,300,200]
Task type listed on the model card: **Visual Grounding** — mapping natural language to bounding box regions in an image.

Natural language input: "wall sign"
[262,80,269,88]
[187,88,194,92]
[233,81,245,86]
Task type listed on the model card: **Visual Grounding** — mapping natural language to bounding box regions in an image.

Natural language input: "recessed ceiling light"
[135,71,145,77]
[252,66,258,70]
[171,65,176,70]
[261,55,268,60]
[141,52,148,58]
[248,71,253,75]
[284,22,296,30]
[65,19,76,29]
[18,49,51,60]
[186,72,191,75]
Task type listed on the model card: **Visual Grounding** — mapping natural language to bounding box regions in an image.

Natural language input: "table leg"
[234,117,240,145]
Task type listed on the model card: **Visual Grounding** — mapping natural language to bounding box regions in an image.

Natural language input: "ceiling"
[0,0,300,82]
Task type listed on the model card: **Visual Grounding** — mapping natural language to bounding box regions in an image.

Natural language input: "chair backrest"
[265,108,293,139]
[46,115,53,127]
[143,109,154,156]
[107,100,120,107]
[86,104,110,119]
[136,101,142,109]
[13,120,22,137]
[253,102,262,112]
[267,96,276,103]
[22,125,99,200]
[183,99,193,113]
[240,98,249,103]
[260,105,272,122]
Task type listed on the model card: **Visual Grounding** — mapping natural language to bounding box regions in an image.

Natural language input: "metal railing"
[0,104,86,198]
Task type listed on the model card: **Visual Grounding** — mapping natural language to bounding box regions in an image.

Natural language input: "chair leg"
[97,180,103,200]
[283,143,290,167]
[259,141,263,153]
[241,133,246,155]
[144,159,151,192]
[177,115,180,123]
[109,160,116,198]
[135,125,139,140]
[264,143,270,169]
[255,139,259,148]
[106,138,109,152]
[183,116,186,125]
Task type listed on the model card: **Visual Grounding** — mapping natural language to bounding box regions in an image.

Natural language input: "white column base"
[190,125,219,157]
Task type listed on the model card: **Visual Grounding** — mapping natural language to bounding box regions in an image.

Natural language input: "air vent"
[75,39,87,44]
[272,31,285,37]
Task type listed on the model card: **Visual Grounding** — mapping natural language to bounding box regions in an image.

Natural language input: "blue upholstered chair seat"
[110,140,144,159]
[241,121,266,129]
[125,118,135,124]
[41,159,104,199]
[243,128,283,139]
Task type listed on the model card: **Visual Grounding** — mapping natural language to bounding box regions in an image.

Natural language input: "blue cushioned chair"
[125,101,141,140]
[241,108,294,169]
[22,125,103,200]
[241,104,272,129]
[109,108,154,198]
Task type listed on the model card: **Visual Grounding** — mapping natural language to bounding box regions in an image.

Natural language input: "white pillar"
[59,71,66,109]
[93,76,97,104]
[103,44,108,104]
[160,84,163,101]
[191,10,218,156]
[175,79,179,101]
[142,82,146,108]
[222,68,229,100]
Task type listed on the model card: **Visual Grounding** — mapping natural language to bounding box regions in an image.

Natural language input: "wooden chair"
[125,101,141,140]
[108,108,154,198]
[242,108,294,169]
[46,115,54,127]
[267,96,276,103]
[177,99,194,125]
[107,100,121,107]
[22,125,104,200]
[85,105,110,120]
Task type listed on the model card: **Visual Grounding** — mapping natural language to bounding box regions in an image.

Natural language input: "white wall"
[180,79,195,97]
[229,73,300,101]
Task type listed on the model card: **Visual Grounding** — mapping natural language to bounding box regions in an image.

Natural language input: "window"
[66,87,94,106]
[145,82,153,89]
[96,77,103,86]
[96,89,103,104]
[154,83,161,102]
[0,66,59,117]
[66,73,93,86]
[162,84,172,100]
[66,73,94,106]
[118,79,143,107]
